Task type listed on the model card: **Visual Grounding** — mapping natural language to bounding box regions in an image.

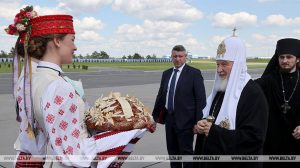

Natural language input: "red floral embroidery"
[54,95,64,105]
[17,96,22,104]
[69,104,77,113]
[77,143,80,149]
[69,92,74,99]
[71,129,80,138]
[44,102,51,110]
[55,137,62,146]
[72,118,77,124]
[56,156,62,161]
[46,114,55,124]
[65,146,73,155]
[64,135,68,141]
[59,120,68,131]
[58,109,64,115]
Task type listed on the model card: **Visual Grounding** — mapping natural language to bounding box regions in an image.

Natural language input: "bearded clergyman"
[256,38,300,168]
[194,36,269,168]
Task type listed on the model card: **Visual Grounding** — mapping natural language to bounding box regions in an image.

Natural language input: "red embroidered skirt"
[15,152,45,168]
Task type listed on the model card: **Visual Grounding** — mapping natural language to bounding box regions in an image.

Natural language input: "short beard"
[214,77,228,92]
[279,65,297,73]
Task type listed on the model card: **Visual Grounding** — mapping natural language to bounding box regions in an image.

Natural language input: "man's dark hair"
[172,45,186,52]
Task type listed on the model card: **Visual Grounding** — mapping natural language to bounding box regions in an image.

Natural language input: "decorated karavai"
[86,92,154,131]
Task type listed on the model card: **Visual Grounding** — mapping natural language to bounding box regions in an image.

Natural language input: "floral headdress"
[5,6,38,44]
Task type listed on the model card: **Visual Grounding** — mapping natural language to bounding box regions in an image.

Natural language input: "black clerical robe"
[194,80,268,168]
[256,70,300,168]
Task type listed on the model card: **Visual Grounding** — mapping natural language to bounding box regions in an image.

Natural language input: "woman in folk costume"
[6,6,148,168]
[194,36,269,168]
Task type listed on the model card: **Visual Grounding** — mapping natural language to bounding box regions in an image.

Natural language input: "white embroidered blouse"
[16,61,100,167]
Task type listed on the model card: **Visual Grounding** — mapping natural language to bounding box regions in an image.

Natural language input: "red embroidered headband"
[30,15,75,37]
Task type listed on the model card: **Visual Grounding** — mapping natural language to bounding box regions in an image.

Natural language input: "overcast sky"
[1,0,300,58]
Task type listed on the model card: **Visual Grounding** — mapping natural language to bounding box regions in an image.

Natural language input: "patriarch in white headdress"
[203,36,251,130]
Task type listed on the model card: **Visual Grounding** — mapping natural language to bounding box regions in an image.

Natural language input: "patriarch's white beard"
[214,77,228,92]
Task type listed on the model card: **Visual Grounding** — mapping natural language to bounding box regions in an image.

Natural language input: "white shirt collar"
[37,61,63,74]
[174,63,185,72]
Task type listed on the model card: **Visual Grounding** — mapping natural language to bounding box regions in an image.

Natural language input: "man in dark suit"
[152,45,206,168]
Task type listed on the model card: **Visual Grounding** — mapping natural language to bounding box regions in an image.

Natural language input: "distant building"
[243,56,272,60]
[0,58,13,62]
[162,55,171,59]
[191,55,211,59]
[161,54,211,59]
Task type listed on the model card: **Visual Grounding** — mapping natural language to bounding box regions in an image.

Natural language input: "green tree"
[91,51,100,59]
[122,55,126,59]
[8,47,15,58]
[0,50,7,58]
[100,51,109,59]
[133,53,143,59]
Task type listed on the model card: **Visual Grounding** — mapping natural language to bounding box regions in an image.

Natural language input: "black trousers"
[165,113,194,168]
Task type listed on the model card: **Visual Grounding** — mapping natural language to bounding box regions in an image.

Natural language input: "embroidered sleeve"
[41,79,148,167]
[41,79,95,167]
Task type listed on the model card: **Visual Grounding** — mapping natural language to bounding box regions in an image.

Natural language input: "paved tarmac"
[0,68,263,168]
[0,68,263,95]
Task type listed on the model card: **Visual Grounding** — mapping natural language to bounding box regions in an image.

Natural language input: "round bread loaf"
[85,92,152,131]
